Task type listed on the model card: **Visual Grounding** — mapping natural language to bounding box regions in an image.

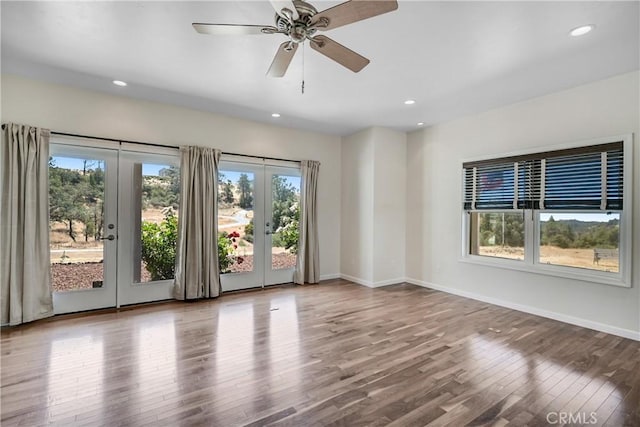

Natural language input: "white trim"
[340,274,373,287]
[49,143,119,314]
[373,277,407,287]
[319,273,341,281]
[121,142,177,156]
[459,253,628,287]
[620,136,633,288]
[117,151,179,306]
[404,277,640,342]
[51,134,118,150]
[340,274,404,288]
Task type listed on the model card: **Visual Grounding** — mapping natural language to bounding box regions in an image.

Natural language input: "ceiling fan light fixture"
[417,122,424,126]
[569,24,594,37]
[404,99,416,105]
[112,80,127,87]
[271,113,281,118]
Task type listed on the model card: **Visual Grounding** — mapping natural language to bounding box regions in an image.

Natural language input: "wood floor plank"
[1,280,639,426]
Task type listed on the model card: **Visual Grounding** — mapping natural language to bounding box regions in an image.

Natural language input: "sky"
[51,157,301,189]
[219,170,301,191]
[540,213,619,223]
[51,156,165,175]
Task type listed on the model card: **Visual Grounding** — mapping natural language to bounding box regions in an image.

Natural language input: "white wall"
[1,74,342,280]
[341,127,406,286]
[3,71,638,338]
[373,127,406,284]
[406,71,640,339]
[341,128,375,283]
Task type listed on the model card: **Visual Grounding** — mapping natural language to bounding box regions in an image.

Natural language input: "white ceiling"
[2,1,639,136]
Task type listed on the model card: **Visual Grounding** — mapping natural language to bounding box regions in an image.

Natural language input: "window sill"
[459,255,630,288]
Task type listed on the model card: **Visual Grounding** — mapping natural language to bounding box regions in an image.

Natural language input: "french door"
[49,143,118,313]
[49,138,180,314]
[218,160,301,292]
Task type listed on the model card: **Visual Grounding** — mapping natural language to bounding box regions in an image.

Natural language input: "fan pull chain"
[301,42,305,94]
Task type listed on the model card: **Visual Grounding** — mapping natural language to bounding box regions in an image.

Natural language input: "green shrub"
[141,211,178,281]
[244,220,254,243]
[218,231,235,273]
[141,211,244,279]
[278,202,299,254]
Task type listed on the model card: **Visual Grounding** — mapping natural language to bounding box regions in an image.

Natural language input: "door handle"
[100,235,116,241]
[265,230,271,235]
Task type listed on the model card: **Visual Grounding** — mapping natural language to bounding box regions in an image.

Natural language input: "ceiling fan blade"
[311,0,398,31]
[310,35,369,73]
[193,23,278,35]
[267,42,299,77]
[270,0,299,21]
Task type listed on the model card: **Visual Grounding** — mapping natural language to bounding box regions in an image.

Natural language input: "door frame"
[218,157,300,292]
[50,138,181,314]
[264,165,301,286]
[50,139,119,314]
[219,161,266,292]
[117,144,180,306]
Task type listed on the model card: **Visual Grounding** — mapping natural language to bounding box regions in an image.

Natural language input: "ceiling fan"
[193,0,398,77]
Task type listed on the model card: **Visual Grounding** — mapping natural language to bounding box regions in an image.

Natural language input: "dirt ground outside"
[478,245,619,273]
[51,254,296,292]
[50,206,295,291]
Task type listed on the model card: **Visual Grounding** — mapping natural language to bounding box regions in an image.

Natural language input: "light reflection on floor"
[2,283,637,426]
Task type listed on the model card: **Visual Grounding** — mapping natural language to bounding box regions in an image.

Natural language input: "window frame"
[460,134,633,288]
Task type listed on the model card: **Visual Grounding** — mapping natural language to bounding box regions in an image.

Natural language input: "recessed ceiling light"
[404,99,416,105]
[271,113,281,118]
[112,80,127,87]
[569,25,594,37]
[417,122,424,126]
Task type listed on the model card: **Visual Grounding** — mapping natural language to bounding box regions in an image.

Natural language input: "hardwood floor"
[2,280,639,426]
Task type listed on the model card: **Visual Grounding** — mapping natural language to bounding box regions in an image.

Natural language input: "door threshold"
[222,282,296,295]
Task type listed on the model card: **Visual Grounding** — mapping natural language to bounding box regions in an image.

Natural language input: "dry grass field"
[478,245,619,272]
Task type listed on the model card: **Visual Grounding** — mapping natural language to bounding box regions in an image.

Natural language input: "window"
[469,212,525,260]
[462,136,631,287]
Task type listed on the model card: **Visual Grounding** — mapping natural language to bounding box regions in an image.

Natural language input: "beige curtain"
[1,123,54,325]
[295,160,320,284]
[174,146,221,300]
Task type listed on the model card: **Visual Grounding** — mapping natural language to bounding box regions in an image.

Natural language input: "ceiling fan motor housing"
[276,0,319,44]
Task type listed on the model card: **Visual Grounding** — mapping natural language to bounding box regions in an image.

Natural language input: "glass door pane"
[49,156,106,291]
[218,163,265,292]
[118,150,180,306]
[265,167,301,286]
[50,144,118,314]
[135,162,180,283]
[218,170,255,274]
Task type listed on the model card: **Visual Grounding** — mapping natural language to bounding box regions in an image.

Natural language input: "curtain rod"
[52,131,174,150]
[48,130,301,164]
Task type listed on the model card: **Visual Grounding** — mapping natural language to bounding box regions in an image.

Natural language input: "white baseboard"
[373,277,407,287]
[340,274,373,287]
[340,274,405,288]
[405,277,640,342]
[319,273,341,281]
